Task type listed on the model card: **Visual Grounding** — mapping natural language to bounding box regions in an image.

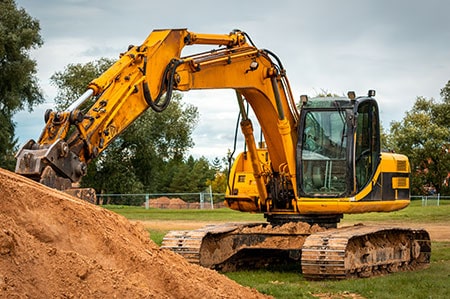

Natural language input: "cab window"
[355,101,380,191]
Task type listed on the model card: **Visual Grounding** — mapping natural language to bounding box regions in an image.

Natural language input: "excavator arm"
[15,29,299,206]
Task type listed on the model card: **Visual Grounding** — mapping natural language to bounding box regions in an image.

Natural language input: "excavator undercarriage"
[162,221,431,279]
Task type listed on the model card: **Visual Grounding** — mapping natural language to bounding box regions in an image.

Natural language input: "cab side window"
[355,102,380,190]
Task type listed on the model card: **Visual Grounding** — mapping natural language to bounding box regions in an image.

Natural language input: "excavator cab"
[294,90,410,218]
[297,91,381,198]
[226,90,410,222]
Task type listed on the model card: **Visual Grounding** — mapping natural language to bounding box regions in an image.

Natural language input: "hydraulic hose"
[226,108,242,193]
[143,58,183,112]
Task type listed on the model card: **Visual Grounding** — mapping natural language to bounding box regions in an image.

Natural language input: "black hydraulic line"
[230,112,241,159]
[242,31,285,75]
[242,31,256,48]
[142,58,183,113]
[261,48,285,72]
[240,30,286,75]
[235,90,248,121]
[226,109,242,193]
[271,76,285,120]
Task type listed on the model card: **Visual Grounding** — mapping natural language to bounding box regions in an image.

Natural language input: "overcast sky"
[14,0,450,160]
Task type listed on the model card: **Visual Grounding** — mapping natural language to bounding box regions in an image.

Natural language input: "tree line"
[387,81,450,195]
[1,0,450,198]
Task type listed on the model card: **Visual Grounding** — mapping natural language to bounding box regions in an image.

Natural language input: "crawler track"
[301,225,431,279]
[162,223,431,279]
[162,222,313,271]
[162,223,242,266]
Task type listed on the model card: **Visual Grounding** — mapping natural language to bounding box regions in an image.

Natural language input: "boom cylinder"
[186,31,246,46]
[235,91,268,206]
[66,89,94,112]
[240,119,268,205]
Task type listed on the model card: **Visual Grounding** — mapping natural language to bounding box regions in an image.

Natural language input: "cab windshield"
[300,110,348,196]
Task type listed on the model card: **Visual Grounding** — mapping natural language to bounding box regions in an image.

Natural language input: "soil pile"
[148,197,226,209]
[168,198,188,209]
[0,168,270,298]
[149,197,188,209]
[240,222,326,234]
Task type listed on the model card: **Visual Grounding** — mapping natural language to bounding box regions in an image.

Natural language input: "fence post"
[145,194,149,209]
[209,185,214,209]
[422,196,429,206]
[437,193,440,206]
[200,192,204,209]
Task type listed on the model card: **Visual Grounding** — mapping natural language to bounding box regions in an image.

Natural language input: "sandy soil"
[0,168,270,299]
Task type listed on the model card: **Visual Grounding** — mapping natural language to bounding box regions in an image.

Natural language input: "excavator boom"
[16,29,298,209]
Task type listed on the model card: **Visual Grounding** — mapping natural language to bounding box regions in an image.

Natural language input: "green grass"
[226,243,450,299]
[105,205,265,222]
[342,199,450,223]
[105,199,450,224]
[106,202,450,299]
[147,230,166,246]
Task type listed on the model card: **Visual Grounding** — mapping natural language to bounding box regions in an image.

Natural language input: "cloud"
[13,0,450,160]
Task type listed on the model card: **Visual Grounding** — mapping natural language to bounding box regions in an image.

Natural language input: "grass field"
[106,199,450,223]
[106,200,450,299]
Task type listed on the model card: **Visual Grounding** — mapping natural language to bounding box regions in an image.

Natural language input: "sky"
[13,0,450,161]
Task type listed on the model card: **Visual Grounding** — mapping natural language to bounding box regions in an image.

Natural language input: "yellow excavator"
[15,29,430,279]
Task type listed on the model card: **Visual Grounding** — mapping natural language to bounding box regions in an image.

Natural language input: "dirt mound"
[240,222,326,234]
[148,197,226,209]
[0,168,270,298]
[149,197,188,209]
[168,198,188,209]
[149,196,171,208]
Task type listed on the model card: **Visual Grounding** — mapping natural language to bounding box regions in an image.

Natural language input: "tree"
[125,93,199,193]
[440,80,450,103]
[388,81,450,195]
[0,0,43,169]
[206,156,228,193]
[50,58,115,110]
[168,155,215,193]
[206,171,228,194]
[83,138,144,199]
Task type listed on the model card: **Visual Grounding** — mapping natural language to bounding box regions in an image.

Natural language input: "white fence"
[411,194,450,206]
[97,191,226,209]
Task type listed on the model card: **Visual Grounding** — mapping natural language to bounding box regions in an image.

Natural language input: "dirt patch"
[0,168,270,298]
[138,220,229,230]
[312,292,366,299]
